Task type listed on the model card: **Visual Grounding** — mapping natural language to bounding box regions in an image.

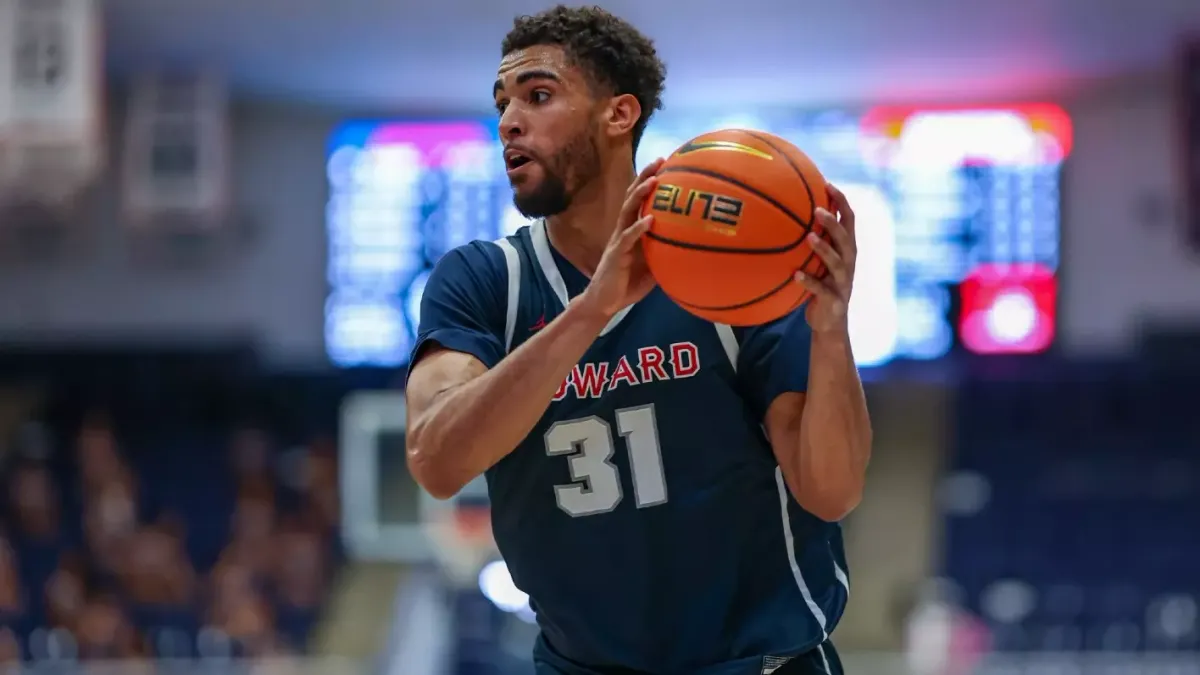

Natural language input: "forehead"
[496,44,583,88]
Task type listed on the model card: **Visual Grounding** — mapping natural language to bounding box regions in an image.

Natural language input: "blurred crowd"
[0,408,341,665]
[943,372,1200,654]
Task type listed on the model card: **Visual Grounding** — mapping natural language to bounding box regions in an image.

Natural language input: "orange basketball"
[640,129,830,326]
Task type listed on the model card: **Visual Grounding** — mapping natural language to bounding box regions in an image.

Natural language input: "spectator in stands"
[272,517,328,647]
[0,536,23,629]
[7,460,67,628]
[75,415,124,497]
[230,426,273,485]
[0,399,341,663]
[120,517,198,634]
[206,474,289,655]
[43,553,85,631]
[209,553,257,621]
[212,583,278,657]
[295,437,339,535]
[83,469,139,583]
[222,480,278,583]
[8,462,62,548]
[0,626,20,667]
[73,590,146,662]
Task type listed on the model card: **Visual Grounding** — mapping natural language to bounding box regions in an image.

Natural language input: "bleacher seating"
[0,349,345,665]
[943,366,1200,653]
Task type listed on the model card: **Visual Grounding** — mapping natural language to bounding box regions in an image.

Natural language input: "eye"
[495,99,509,114]
[530,89,551,104]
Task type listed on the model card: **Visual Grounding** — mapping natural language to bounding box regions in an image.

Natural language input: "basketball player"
[404,6,871,675]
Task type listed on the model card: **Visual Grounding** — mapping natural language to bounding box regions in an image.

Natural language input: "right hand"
[580,158,665,319]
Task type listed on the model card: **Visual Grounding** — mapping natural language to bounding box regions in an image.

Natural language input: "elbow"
[786,470,864,523]
[804,490,862,523]
[406,432,465,500]
[407,448,463,500]
[422,479,463,501]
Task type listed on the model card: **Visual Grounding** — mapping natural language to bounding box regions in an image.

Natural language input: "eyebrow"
[493,69,562,98]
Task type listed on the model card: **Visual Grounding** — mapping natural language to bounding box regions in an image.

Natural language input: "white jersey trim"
[493,237,521,353]
[530,219,634,337]
[775,466,830,642]
[714,323,739,372]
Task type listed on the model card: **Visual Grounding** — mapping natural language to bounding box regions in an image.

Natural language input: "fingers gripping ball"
[640,129,830,326]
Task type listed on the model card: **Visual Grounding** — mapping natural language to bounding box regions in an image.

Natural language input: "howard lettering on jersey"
[553,342,700,401]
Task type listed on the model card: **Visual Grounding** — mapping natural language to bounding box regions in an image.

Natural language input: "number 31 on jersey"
[544,405,667,518]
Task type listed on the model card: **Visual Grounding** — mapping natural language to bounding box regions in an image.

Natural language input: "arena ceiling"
[101,0,1200,111]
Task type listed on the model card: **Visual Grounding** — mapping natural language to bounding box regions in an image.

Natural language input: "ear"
[602,93,642,140]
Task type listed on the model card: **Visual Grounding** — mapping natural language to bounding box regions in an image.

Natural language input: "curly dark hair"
[501,5,666,152]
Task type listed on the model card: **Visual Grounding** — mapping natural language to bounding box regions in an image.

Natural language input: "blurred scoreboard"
[1186,40,1200,248]
[325,105,1072,368]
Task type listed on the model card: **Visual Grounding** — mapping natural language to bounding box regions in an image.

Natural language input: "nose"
[498,106,525,143]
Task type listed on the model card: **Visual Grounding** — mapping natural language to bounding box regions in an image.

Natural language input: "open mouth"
[504,149,534,171]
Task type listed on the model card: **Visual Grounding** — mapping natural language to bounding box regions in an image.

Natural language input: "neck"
[545,160,636,277]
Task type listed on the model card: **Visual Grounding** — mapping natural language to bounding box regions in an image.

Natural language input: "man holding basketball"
[404,5,871,675]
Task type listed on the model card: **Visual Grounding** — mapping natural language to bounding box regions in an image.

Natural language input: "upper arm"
[404,243,509,414]
[735,308,813,421]
[406,347,489,417]
[764,391,807,449]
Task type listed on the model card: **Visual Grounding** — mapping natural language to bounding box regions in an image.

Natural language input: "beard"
[511,129,601,219]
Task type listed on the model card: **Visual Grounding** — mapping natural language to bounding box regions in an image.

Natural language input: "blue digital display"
[325,107,1069,367]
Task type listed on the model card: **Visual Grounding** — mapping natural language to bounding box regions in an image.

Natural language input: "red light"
[959,264,1056,355]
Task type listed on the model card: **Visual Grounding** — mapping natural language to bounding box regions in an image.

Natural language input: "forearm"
[790,329,872,520]
[408,298,609,497]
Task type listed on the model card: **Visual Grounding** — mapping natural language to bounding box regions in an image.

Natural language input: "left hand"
[795,184,856,334]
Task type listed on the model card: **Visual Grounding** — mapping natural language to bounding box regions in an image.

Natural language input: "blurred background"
[0,0,1199,673]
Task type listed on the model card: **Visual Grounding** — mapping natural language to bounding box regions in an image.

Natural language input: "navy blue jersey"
[411,220,849,675]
